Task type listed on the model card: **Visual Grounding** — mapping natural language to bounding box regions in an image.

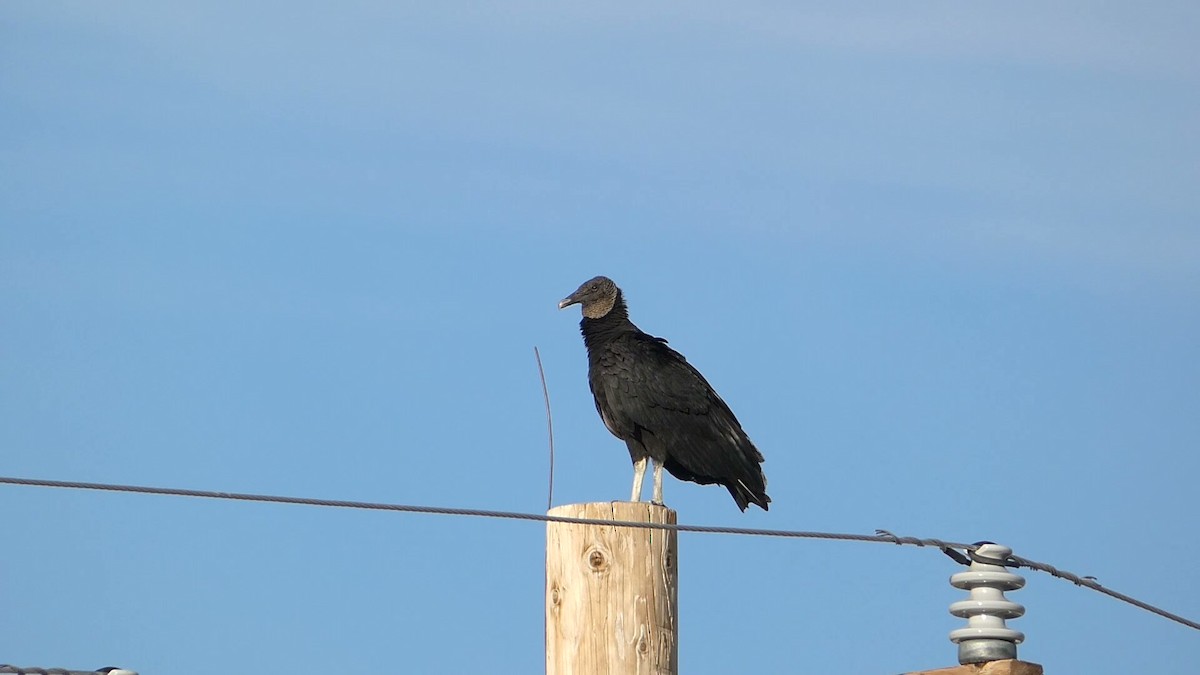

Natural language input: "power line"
[1006,552,1199,631]
[0,475,972,545]
[2,474,1196,632]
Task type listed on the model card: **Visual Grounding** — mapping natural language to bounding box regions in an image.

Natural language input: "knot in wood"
[549,583,562,607]
[584,545,610,573]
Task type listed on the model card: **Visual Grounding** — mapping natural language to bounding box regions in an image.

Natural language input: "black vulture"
[559,276,770,511]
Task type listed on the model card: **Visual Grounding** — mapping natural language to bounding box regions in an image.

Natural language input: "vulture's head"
[559,276,620,319]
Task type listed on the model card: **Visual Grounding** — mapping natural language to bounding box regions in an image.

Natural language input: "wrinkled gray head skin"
[558,275,620,319]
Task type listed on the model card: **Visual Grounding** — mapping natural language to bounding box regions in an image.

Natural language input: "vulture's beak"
[558,294,579,310]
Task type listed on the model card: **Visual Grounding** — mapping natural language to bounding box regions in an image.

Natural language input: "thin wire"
[2,475,1196,632]
[534,346,554,511]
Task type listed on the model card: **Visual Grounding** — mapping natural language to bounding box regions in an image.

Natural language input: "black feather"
[560,276,770,511]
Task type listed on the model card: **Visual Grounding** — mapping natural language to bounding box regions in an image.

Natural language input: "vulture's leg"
[630,456,648,502]
[651,460,664,505]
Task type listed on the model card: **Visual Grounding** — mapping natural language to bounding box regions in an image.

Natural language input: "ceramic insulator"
[948,542,1027,664]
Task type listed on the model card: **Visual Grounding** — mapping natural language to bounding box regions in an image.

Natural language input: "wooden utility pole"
[545,501,678,675]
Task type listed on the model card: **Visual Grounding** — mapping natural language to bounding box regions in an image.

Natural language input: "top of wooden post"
[548,500,676,524]
[905,659,1043,675]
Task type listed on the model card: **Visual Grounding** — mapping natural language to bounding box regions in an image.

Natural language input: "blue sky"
[2,3,1198,673]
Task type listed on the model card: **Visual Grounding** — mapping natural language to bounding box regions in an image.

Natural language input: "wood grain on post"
[545,502,678,675]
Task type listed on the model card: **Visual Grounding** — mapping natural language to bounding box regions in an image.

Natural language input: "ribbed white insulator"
[948,543,1027,664]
